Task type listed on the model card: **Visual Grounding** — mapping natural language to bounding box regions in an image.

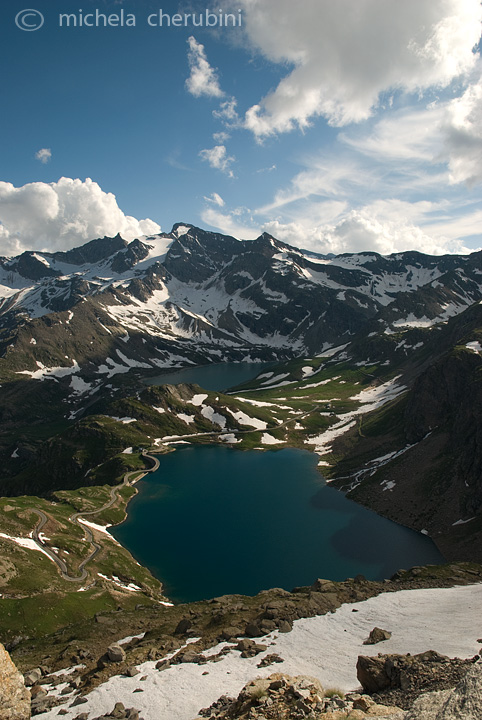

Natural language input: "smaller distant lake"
[145,361,274,392]
[112,446,444,603]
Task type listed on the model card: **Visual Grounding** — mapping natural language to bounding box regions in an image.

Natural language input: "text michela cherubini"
[58,9,243,28]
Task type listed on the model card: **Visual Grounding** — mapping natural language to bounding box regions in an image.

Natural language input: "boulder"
[244,622,263,638]
[220,627,242,641]
[278,619,293,633]
[357,655,392,693]
[174,618,192,635]
[0,644,31,720]
[23,668,41,687]
[106,644,126,663]
[364,627,392,645]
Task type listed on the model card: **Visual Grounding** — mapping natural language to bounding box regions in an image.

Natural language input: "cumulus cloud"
[186,36,224,98]
[229,0,481,137]
[200,196,474,255]
[199,145,235,177]
[0,177,161,256]
[441,76,482,185]
[261,203,475,257]
[35,148,52,164]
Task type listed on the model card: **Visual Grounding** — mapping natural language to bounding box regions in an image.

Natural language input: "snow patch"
[261,433,285,445]
[36,585,482,720]
[189,394,208,406]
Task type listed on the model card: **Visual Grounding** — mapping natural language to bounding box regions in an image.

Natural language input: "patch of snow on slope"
[316,344,348,358]
[189,394,208,406]
[201,406,227,429]
[392,315,435,328]
[174,225,190,237]
[226,410,267,430]
[261,433,284,445]
[0,533,58,564]
[219,433,240,444]
[177,413,195,424]
[452,517,476,526]
[303,375,340,389]
[116,349,152,369]
[350,376,405,408]
[117,633,146,646]
[97,358,131,378]
[70,376,93,395]
[16,359,80,381]
[235,398,292,410]
[37,585,482,720]
[77,519,120,544]
[260,373,289,386]
[466,341,482,353]
[305,419,357,454]
[305,378,405,456]
[32,253,50,267]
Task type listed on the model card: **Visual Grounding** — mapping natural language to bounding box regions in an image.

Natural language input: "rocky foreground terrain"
[0,564,480,720]
[2,645,482,720]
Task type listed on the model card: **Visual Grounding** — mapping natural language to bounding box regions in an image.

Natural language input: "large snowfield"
[38,583,482,720]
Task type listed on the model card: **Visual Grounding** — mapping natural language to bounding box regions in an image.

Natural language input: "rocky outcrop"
[0,643,31,720]
[357,651,479,710]
[194,673,404,719]
[405,662,482,719]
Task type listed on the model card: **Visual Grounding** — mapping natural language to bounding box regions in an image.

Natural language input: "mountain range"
[0,223,482,560]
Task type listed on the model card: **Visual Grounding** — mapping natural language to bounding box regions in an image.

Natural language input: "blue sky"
[0,0,481,257]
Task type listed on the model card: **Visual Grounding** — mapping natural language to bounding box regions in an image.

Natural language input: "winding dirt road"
[29,451,160,582]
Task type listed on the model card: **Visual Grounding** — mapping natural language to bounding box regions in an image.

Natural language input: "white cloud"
[185,36,224,99]
[0,177,161,256]
[199,145,235,177]
[261,214,461,257]
[204,192,225,207]
[201,206,259,240]
[261,198,478,257]
[441,76,482,185]
[213,98,240,124]
[230,0,481,137]
[35,148,52,164]
[213,131,231,143]
[342,105,446,162]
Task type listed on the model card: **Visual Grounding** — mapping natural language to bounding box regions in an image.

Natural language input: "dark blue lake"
[112,446,443,603]
[145,361,274,392]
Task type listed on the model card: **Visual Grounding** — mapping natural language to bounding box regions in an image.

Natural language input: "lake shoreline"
[111,444,444,604]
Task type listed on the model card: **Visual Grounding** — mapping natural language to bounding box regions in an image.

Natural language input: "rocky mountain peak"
[54,233,128,267]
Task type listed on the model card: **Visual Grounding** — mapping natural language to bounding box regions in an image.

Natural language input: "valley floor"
[37,583,482,720]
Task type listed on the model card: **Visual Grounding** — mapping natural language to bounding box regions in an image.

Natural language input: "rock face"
[0,643,31,720]
[357,651,479,710]
[405,661,482,719]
